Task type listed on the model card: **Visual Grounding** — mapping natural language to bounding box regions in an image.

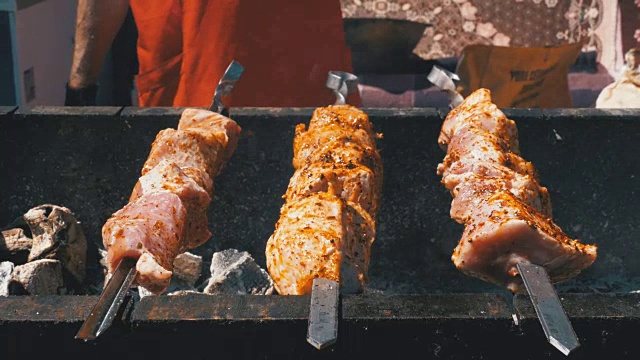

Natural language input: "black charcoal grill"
[0,106,639,359]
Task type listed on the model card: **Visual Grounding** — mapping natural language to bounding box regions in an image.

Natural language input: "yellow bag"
[455,43,583,108]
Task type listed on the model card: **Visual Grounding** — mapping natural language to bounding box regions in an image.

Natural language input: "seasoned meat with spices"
[450,173,552,223]
[103,109,240,294]
[130,159,212,249]
[266,193,375,295]
[285,162,379,216]
[266,105,381,295]
[452,191,596,292]
[102,192,186,293]
[439,88,519,152]
[177,108,242,172]
[437,88,597,293]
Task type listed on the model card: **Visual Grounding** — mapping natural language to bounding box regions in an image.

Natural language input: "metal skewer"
[76,60,245,341]
[305,71,361,350]
[210,60,245,116]
[307,278,340,350]
[517,263,580,356]
[427,65,464,108]
[75,257,136,340]
[326,71,359,105]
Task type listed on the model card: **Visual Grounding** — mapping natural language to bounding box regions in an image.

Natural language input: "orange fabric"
[130,0,359,107]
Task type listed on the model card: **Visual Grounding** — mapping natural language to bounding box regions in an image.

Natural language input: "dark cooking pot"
[343,18,431,74]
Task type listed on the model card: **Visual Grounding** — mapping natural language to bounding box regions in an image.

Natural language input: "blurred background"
[0,0,638,108]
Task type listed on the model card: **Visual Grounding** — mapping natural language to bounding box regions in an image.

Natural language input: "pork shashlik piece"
[439,89,597,292]
[452,190,597,292]
[266,192,375,295]
[266,105,381,295]
[438,88,520,153]
[102,109,241,294]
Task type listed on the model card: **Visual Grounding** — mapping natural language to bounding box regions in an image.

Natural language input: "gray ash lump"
[0,204,88,295]
[23,204,87,284]
[10,259,64,295]
[0,261,14,296]
[204,249,273,295]
[0,229,32,264]
[172,252,203,287]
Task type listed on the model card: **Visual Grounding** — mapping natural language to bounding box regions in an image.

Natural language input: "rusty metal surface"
[343,293,512,319]
[0,294,637,359]
[132,293,309,322]
[0,296,95,322]
[515,293,640,319]
[513,294,640,359]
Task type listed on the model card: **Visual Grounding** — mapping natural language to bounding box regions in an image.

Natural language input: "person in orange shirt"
[66,0,358,107]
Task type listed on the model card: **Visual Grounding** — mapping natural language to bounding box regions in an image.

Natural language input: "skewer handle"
[517,262,580,356]
[210,60,245,115]
[326,71,358,105]
[75,257,137,341]
[307,277,339,350]
[426,65,464,108]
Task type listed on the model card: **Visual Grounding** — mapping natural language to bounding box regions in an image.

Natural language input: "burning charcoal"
[173,252,203,287]
[204,249,274,295]
[10,259,64,295]
[0,228,32,264]
[23,204,87,284]
[0,261,14,296]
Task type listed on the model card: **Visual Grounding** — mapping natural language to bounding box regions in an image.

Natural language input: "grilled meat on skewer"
[267,105,381,295]
[103,109,240,294]
[439,89,597,292]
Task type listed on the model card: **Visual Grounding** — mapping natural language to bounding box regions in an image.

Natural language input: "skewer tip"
[75,257,137,341]
[549,335,580,356]
[517,263,580,357]
[306,278,339,350]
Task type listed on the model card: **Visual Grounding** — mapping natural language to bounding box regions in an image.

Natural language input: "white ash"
[168,290,200,296]
[172,252,203,287]
[23,205,87,284]
[11,259,64,295]
[99,249,108,269]
[0,261,14,296]
[204,249,274,295]
[0,229,32,263]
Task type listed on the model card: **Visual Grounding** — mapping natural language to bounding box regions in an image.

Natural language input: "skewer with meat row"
[308,71,359,350]
[265,71,380,350]
[429,66,597,356]
[76,60,245,340]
